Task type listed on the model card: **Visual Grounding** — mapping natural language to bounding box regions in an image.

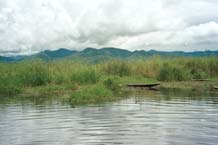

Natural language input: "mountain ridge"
[1,47,218,63]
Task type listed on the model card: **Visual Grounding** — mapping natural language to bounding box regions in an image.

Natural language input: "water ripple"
[0,91,218,145]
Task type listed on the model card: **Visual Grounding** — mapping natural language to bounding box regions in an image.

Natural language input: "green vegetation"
[19,61,51,86]
[71,68,99,84]
[157,63,192,81]
[0,57,218,105]
[70,84,114,106]
[103,77,121,92]
[103,61,132,77]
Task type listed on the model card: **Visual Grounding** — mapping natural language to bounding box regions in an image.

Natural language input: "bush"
[193,71,208,79]
[103,77,121,92]
[157,63,192,82]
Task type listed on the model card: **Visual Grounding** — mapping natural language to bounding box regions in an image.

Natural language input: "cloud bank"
[0,0,218,55]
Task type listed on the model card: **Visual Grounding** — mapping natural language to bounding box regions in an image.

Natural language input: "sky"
[0,0,218,55]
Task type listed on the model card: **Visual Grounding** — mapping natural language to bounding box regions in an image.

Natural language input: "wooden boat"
[127,83,160,88]
[191,79,210,81]
[214,86,218,89]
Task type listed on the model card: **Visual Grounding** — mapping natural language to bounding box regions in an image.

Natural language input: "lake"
[0,89,218,145]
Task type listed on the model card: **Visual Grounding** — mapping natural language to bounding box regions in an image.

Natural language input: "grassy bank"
[0,57,218,105]
[70,84,114,106]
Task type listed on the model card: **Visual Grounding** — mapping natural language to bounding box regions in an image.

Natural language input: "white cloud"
[0,0,218,55]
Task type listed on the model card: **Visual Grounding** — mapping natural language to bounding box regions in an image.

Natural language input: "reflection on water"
[0,89,218,145]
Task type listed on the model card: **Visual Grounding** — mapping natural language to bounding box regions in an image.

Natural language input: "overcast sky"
[0,0,218,55]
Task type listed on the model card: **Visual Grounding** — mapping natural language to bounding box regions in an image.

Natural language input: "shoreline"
[160,80,218,90]
[7,79,218,97]
[1,79,217,106]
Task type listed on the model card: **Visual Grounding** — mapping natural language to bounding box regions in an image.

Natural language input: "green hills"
[1,47,218,63]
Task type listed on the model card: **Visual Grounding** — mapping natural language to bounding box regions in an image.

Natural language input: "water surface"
[0,89,218,145]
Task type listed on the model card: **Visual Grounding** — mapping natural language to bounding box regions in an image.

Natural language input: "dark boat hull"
[127,84,160,88]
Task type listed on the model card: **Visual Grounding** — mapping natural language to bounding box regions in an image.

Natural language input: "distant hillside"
[131,50,218,57]
[30,48,77,61]
[42,48,77,58]
[67,47,133,63]
[79,47,131,58]
[0,55,24,62]
[0,47,218,63]
[0,56,15,62]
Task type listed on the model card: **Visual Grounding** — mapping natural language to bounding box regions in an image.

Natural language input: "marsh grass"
[17,61,51,87]
[70,68,100,84]
[70,84,114,106]
[0,84,21,96]
[0,66,22,95]
[103,76,122,92]
[102,61,132,77]
[0,56,218,97]
[23,83,77,97]
[157,63,192,81]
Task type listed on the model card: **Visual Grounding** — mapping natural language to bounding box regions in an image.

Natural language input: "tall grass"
[0,56,218,95]
[131,57,162,78]
[19,61,51,86]
[70,84,114,105]
[103,76,121,92]
[70,68,99,84]
[0,74,21,95]
[157,63,192,81]
[0,63,22,95]
[102,61,132,77]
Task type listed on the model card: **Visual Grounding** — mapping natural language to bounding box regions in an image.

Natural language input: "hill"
[0,47,218,63]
